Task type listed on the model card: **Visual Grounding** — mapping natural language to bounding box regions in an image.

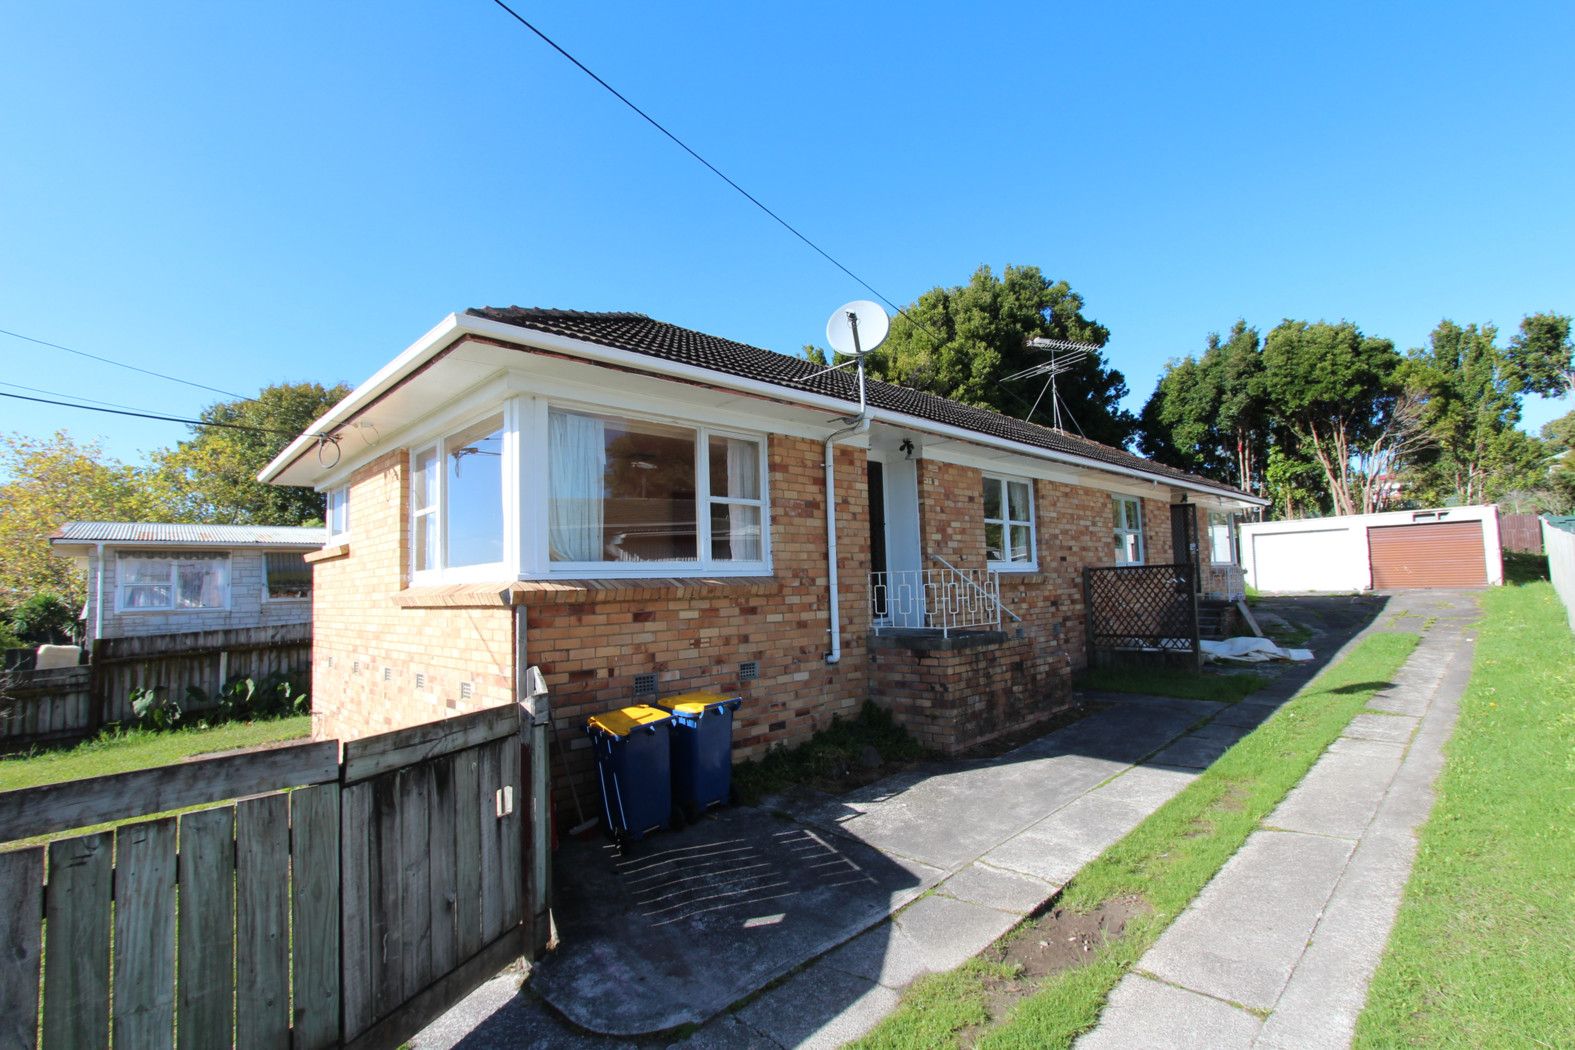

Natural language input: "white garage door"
[1250,529,1351,592]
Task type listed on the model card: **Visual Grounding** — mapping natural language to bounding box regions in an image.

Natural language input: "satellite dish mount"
[816,300,889,421]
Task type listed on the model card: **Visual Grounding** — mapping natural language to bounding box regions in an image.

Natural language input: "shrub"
[7,592,78,645]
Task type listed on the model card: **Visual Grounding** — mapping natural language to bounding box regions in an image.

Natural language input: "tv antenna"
[1004,336,1099,433]
[807,300,889,420]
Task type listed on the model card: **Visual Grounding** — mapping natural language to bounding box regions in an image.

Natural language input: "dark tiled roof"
[467,306,1253,500]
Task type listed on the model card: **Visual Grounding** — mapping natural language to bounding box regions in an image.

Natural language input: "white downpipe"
[824,413,871,664]
[92,542,105,649]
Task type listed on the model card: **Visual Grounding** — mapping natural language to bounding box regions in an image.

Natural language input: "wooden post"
[1082,568,1096,670]
[518,633,551,960]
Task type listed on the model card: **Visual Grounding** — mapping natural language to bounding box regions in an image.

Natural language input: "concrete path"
[1078,591,1478,1050]
[411,596,1389,1049]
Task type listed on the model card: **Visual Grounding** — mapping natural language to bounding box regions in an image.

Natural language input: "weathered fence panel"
[0,623,311,749]
[1084,562,1201,668]
[1544,517,1575,633]
[1501,513,1545,553]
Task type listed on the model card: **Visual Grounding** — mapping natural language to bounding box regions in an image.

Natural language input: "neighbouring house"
[49,522,326,646]
[1239,505,1505,593]
[259,308,1264,804]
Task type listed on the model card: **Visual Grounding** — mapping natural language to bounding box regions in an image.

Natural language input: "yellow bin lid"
[660,691,741,715]
[587,705,670,738]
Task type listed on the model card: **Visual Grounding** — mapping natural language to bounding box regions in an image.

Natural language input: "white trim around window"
[325,485,349,541]
[115,551,232,612]
[1207,509,1237,565]
[1113,495,1145,565]
[409,406,516,585]
[982,473,1037,572]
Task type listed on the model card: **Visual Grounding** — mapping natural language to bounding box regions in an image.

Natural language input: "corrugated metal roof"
[52,522,325,547]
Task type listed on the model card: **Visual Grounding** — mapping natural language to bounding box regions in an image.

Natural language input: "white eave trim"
[262,312,1267,507]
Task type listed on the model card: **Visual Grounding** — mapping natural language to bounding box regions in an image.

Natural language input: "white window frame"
[262,550,313,603]
[540,403,772,578]
[1207,510,1237,565]
[1113,495,1145,565]
[115,551,232,613]
[325,485,350,542]
[982,473,1037,572]
[409,408,515,585]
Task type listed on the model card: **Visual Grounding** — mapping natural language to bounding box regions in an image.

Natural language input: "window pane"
[985,522,1004,562]
[550,410,697,562]
[123,585,170,609]
[412,447,437,511]
[1007,481,1031,522]
[176,560,227,608]
[1009,525,1033,563]
[327,487,349,536]
[415,513,437,572]
[982,478,1001,520]
[446,414,505,568]
[1113,499,1125,530]
[710,503,762,561]
[1124,533,1142,563]
[266,552,312,599]
[121,557,169,586]
[708,436,760,500]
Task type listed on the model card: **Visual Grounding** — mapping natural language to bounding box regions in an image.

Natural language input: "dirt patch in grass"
[997,896,1150,981]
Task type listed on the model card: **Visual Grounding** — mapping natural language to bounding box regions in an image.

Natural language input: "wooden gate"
[0,703,534,1050]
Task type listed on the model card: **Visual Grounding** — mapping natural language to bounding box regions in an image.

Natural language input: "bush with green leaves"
[130,685,182,730]
[7,592,78,645]
[181,671,309,726]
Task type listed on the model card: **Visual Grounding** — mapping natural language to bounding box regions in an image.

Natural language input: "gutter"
[260,312,1266,507]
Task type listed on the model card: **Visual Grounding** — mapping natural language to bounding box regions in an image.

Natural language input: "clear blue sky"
[3,1,1571,471]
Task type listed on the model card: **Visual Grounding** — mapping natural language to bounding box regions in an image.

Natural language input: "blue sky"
[3,2,1571,471]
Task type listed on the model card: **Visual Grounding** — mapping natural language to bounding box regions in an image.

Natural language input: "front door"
[1171,503,1201,593]
[870,452,924,627]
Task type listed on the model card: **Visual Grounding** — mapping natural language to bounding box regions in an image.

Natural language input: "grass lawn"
[1075,665,1266,703]
[0,715,312,792]
[1354,581,1575,1047]
[853,629,1420,1050]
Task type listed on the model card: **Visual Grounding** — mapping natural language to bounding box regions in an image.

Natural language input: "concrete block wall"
[86,548,313,641]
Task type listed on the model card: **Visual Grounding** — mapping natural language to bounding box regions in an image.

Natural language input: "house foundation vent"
[633,672,657,697]
[415,672,427,690]
[739,661,760,682]
[460,682,473,700]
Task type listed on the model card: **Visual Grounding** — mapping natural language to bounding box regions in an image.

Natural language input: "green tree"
[814,266,1135,447]
[1261,320,1418,516]
[1137,321,1268,490]
[152,381,350,525]
[1505,312,1574,399]
[0,430,166,607]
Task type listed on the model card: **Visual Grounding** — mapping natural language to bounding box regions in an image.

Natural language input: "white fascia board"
[265,310,1264,506]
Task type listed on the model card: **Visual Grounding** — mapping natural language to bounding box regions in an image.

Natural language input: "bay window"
[411,413,507,578]
[983,474,1035,570]
[118,551,230,611]
[1113,496,1144,564]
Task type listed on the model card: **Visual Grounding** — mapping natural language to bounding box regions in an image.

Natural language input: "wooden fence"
[0,622,310,749]
[0,703,536,1050]
[1543,517,1575,634]
[1500,513,1545,553]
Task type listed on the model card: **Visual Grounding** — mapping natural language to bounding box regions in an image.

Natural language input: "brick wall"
[85,548,313,641]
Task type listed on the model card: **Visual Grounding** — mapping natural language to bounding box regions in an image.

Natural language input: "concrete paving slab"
[665,1015,777,1049]
[410,973,640,1050]
[734,961,902,1050]
[1344,712,1418,744]
[531,806,938,1034]
[1074,973,1260,1050]
[1266,749,1402,840]
[980,792,1149,884]
[935,860,1054,915]
[1210,702,1278,729]
[1144,730,1238,770]
[1141,830,1353,1010]
[1325,736,1406,759]
[820,919,942,990]
[1087,764,1197,811]
[891,893,1019,969]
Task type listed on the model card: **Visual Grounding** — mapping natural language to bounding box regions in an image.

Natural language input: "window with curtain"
[548,408,766,568]
[1208,510,1236,564]
[264,552,312,600]
[983,474,1035,569]
[1113,496,1144,564]
[118,552,230,610]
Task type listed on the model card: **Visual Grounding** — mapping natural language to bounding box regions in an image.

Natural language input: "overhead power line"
[485,1,941,343]
[0,326,255,402]
[0,390,302,436]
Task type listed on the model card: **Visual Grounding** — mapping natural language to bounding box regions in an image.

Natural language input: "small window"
[983,474,1035,570]
[264,551,312,600]
[117,552,230,611]
[1113,497,1144,565]
[1208,511,1236,564]
[409,412,507,578]
[326,485,350,540]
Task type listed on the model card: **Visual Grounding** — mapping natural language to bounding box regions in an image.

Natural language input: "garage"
[1249,529,1354,592]
[1368,521,1488,589]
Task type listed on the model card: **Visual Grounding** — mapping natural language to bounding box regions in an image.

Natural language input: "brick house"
[50,522,324,647]
[260,308,1262,798]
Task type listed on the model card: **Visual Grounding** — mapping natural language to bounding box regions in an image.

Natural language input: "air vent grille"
[739,661,760,682]
[460,682,473,700]
[633,672,657,696]
[415,672,426,690]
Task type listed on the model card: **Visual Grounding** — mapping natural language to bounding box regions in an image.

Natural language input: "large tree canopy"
[1505,312,1574,399]
[152,381,350,525]
[811,265,1136,448]
[1136,320,1268,491]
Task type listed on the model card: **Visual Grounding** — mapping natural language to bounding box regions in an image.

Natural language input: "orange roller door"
[1367,521,1487,589]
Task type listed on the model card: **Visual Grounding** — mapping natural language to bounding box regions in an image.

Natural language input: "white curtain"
[548,412,606,561]
[725,438,762,561]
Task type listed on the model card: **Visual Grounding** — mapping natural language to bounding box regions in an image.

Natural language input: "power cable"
[0,327,256,402]
[485,1,942,343]
[0,380,158,415]
[0,390,305,437]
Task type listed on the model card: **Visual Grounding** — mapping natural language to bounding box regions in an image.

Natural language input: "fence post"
[1082,568,1095,670]
[519,660,552,960]
[1187,564,1202,670]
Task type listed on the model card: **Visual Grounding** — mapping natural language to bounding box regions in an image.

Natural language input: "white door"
[1249,529,1351,592]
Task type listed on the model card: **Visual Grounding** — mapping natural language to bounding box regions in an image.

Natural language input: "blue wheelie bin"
[655,691,742,820]
[586,705,674,845]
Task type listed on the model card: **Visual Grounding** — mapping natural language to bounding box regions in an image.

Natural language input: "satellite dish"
[825,300,889,358]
